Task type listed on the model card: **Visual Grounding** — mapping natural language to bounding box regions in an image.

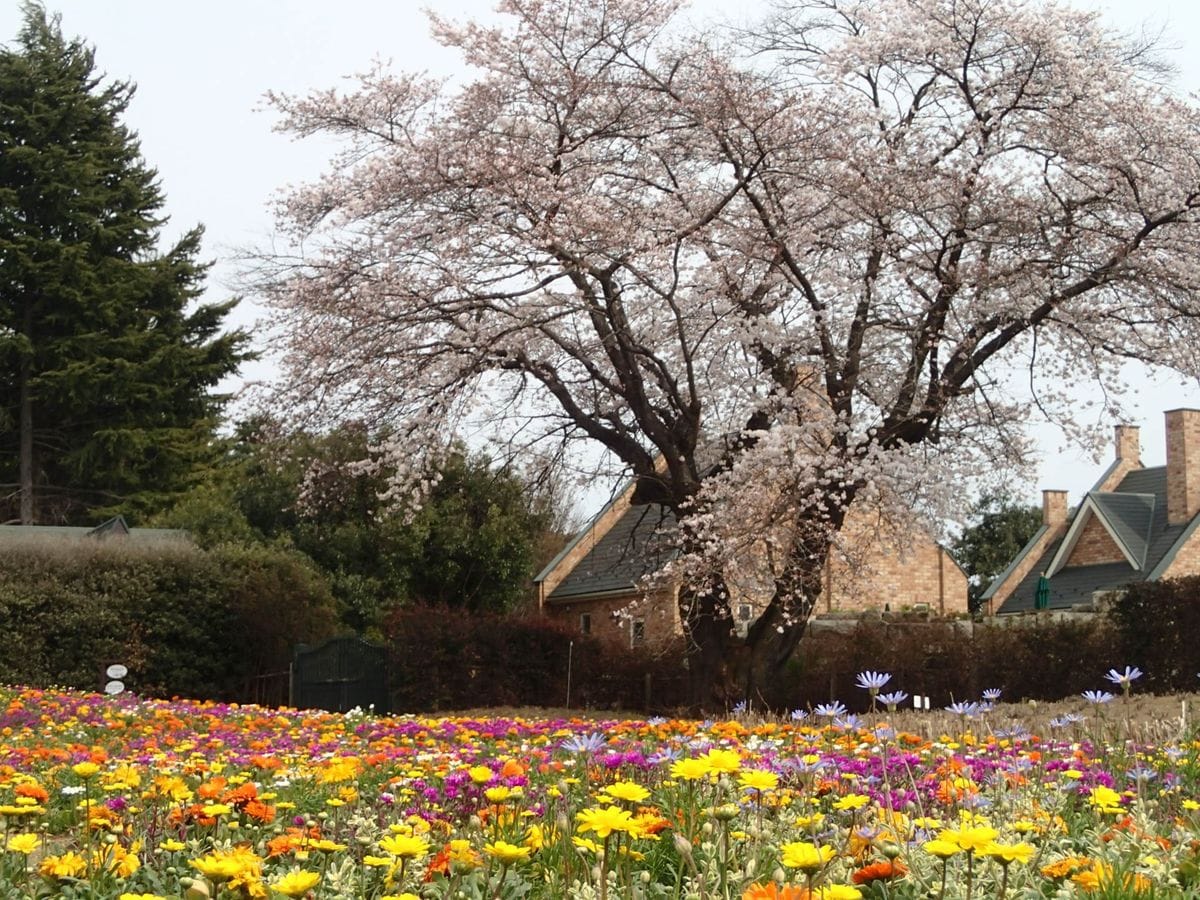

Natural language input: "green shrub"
[0,538,336,701]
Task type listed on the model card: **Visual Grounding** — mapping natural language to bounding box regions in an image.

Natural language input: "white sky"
[3,0,1200,517]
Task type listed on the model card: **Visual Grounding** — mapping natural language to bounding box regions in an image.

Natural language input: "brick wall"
[1167,409,1200,525]
[824,512,968,614]
[1159,533,1200,579]
[543,588,679,650]
[1064,512,1126,567]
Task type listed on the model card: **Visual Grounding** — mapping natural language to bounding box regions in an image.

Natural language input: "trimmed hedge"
[0,539,337,701]
[384,605,687,712]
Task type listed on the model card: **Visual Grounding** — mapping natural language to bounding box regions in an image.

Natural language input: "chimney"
[1042,489,1068,527]
[1166,409,1200,525]
[1115,424,1140,464]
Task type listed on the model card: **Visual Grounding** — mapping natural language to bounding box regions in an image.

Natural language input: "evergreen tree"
[0,5,249,523]
[952,493,1043,613]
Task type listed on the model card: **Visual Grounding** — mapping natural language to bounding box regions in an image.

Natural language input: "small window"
[631,620,646,647]
[580,613,592,635]
[738,604,751,621]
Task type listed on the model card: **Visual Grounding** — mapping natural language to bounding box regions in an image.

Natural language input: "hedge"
[0,538,336,701]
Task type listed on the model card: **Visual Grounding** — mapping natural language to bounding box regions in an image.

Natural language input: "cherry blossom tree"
[260,0,1200,708]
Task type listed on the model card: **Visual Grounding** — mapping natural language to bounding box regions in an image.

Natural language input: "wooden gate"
[291,637,389,714]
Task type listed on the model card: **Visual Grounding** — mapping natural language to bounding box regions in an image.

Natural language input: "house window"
[631,620,646,648]
[579,613,592,635]
[738,604,751,621]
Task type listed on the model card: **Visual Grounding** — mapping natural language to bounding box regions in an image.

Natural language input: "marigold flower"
[268,869,321,897]
[851,859,907,883]
[576,805,637,838]
[739,769,779,792]
[484,840,532,864]
[781,841,836,871]
[39,851,88,879]
[741,883,808,900]
[937,826,998,852]
[379,834,430,859]
[604,780,651,803]
[670,758,710,781]
[922,839,963,859]
[980,841,1035,864]
[5,832,40,854]
[71,762,100,779]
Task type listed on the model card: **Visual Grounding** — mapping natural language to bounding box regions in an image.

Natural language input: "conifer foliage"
[0,5,248,523]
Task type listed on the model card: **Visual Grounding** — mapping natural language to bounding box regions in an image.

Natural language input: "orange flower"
[742,883,810,900]
[852,860,908,884]
[196,777,227,800]
[222,783,259,808]
[13,783,49,804]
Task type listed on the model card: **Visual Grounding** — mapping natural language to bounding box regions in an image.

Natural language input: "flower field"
[2,682,1200,898]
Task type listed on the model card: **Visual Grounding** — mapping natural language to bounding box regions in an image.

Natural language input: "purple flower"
[1082,690,1115,704]
[855,671,891,692]
[1104,666,1143,687]
[877,691,908,709]
[814,701,848,718]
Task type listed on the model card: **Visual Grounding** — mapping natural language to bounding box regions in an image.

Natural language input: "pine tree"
[0,5,250,523]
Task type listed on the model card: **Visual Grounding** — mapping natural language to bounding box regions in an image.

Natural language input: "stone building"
[983,409,1200,614]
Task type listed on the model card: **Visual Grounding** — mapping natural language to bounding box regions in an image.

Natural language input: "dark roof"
[0,516,188,545]
[542,502,677,602]
[997,466,1192,613]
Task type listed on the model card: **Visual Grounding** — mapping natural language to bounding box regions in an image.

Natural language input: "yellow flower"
[923,839,963,859]
[670,757,710,781]
[72,761,101,779]
[815,887,863,900]
[938,826,998,852]
[201,803,232,817]
[379,834,430,859]
[833,794,870,811]
[160,839,186,852]
[269,870,321,897]
[39,851,88,879]
[576,805,637,838]
[573,836,603,854]
[980,842,1035,865]
[699,748,741,775]
[468,765,494,784]
[1088,786,1124,814]
[738,770,779,792]
[5,833,40,854]
[484,840,532,864]
[780,841,835,871]
[604,780,651,803]
[380,895,421,900]
[119,894,167,900]
[484,786,512,803]
[192,852,248,882]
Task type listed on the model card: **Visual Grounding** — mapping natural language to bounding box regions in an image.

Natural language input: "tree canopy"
[260,0,1200,706]
[157,421,570,633]
[0,5,249,524]
[952,493,1042,613]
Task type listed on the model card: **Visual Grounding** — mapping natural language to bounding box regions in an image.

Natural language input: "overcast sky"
[3,0,1200,516]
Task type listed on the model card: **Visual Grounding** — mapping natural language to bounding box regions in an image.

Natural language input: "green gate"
[291,637,389,714]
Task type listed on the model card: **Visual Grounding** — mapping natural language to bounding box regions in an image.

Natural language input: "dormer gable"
[1045,491,1155,575]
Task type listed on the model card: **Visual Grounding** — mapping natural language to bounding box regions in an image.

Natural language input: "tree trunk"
[739,533,833,708]
[678,581,734,713]
[18,306,34,525]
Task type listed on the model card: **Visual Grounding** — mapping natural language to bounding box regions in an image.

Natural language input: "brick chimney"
[1115,424,1140,464]
[1042,489,1068,527]
[1166,409,1200,525]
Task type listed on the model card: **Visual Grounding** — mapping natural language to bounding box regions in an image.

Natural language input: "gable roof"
[1043,492,1155,575]
[996,466,1193,613]
[537,500,677,602]
[0,516,189,545]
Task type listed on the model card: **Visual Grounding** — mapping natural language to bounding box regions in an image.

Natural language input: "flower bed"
[0,682,1198,898]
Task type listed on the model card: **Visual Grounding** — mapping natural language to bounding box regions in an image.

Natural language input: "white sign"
[104,680,125,695]
[105,664,128,679]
